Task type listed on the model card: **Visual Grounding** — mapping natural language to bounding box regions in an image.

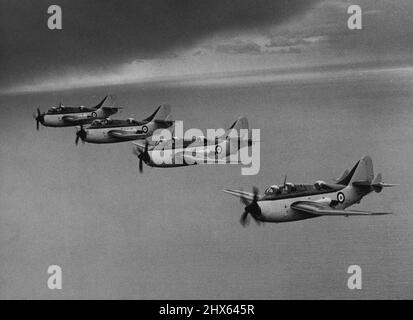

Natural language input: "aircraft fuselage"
[256,185,370,223]
[144,139,231,167]
[41,108,112,127]
[83,124,151,144]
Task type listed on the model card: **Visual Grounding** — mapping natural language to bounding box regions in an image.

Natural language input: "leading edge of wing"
[222,189,255,201]
[61,115,83,123]
[108,129,146,140]
[291,201,392,216]
[175,152,242,165]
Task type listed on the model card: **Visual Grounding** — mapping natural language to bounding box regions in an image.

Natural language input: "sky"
[1,0,413,93]
[1,67,412,299]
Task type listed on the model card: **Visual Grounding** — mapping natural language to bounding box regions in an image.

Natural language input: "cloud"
[215,40,263,55]
[265,35,327,48]
[0,0,320,90]
[277,46,302,54]
[213,39,304,55]
[192,50,204,56]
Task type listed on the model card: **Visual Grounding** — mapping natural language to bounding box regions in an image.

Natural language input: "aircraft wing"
[108,129,146,140]
[222,189,256,201]
[175,152,242,165]
[61,115,92,124]
[291,201,392,216]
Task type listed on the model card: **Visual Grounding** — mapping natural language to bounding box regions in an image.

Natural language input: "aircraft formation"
[34,95,396,226]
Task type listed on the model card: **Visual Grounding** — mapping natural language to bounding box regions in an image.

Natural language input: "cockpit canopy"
[265,185,281,195]
[127,118,135,124]
[90,118,111,127]
[48,106,64,113]
[264,182,297,195]
[314,180,328,190]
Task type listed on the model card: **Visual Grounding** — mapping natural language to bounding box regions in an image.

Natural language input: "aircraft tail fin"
[348,155,374,186]
[222,117,252,155]
[334,168,349,184]
[143,103,171,122]
[93,95,109,109]
[336,156,374,186]
[224,117,249,137]
[97,94,121,114]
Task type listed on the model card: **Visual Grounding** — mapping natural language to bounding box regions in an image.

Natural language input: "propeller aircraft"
[33,95,120,130]
[132,117,255,173]
[75,104,173,145]
[223,156,397,226]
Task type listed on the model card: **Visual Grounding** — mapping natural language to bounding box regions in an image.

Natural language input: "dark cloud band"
[0,0,319,89]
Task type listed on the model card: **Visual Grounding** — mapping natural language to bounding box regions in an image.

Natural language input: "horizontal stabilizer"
[153,119,174,128]
[352,180,371,187]
[371,173,398,192]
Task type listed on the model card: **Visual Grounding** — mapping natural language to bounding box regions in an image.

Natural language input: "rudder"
[348,155,374,186]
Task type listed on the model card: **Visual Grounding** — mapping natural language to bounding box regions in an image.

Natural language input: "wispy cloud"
[214,40,263,55]
[0,0,320,91]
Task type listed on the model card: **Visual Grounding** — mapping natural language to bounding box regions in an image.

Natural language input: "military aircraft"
[223,156,396,226]
[132,117,254,173]
[74,104,173,145]
[33,95,120,130]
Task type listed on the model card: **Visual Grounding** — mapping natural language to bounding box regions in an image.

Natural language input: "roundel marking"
[142,125,148,133]
[337,192,345,203]
[91,112,98,118]
[215,145,222,154]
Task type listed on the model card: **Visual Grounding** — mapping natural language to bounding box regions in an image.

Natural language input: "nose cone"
[80,128,88,140]
[37,114,45,124]
[34,108,45,130]
[75,127,88,145]
[245,201,262,219]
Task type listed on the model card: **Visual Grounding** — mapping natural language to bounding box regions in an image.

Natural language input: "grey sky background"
[0,0,412,299]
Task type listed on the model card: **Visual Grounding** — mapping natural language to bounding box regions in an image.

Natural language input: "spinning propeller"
[133,141,150,173]
[75,125,87,145]
[239,187,262,227]
[33,108,44,131]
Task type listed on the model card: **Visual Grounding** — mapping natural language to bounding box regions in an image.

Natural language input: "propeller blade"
[252,186,259,202]
[34,108,43,130]
[139,158,143,173]
[139,141,149,174]
[240,211,250,227]
[75,125,87,145]
[132,147,140,157]
[240,187,262,227]
[240,196,249,207]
